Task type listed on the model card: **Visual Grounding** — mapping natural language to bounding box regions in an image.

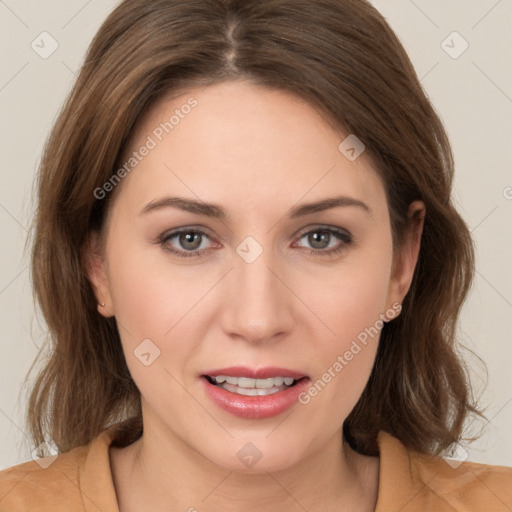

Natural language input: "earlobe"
[387,200,426,310]
[82,231,114,317]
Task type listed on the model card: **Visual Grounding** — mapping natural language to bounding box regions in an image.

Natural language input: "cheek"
[105,231,222,404]
[105,239,206,416]
[296,234,393,418]
[106,231,211,342]
[305,233,393,348]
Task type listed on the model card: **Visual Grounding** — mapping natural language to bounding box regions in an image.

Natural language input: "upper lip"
[202,366,308,380]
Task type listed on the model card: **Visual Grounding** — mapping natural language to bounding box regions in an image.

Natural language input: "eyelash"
[158,226,353,259]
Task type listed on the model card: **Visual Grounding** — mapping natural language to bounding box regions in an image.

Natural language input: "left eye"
[293,228,352,256]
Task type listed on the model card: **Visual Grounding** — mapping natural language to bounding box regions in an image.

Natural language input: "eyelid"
[293,224,351,238]
[158,225,214,241]
[158,226,217,247]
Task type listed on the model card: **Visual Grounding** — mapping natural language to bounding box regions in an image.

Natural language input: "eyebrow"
[139,195,371,219]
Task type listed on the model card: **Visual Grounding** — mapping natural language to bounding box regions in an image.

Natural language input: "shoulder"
[411,448,512,509]
[0,445,88,510]
[376,431,512,511]
[0,425,120,512]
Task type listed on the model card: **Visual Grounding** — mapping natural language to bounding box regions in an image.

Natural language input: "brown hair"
[26,0,483,456]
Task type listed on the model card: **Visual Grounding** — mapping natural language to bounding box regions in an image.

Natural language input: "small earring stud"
[99,302,105,307]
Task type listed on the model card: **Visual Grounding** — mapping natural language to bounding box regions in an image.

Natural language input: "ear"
[385,200,425,315]
[82,231,114,317]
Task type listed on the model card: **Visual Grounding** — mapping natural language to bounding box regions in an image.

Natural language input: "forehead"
[110,80,387,221]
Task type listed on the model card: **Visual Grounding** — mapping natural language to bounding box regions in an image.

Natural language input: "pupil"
[309,231,329,249]
[181,232,201,250]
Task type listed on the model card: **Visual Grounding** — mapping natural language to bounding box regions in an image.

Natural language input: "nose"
[219,247,295,345]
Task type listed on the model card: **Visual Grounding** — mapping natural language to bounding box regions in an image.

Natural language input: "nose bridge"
[222,240,292,342]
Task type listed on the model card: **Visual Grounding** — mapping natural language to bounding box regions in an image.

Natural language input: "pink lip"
[202,366,307,379]
[200,369,310,419]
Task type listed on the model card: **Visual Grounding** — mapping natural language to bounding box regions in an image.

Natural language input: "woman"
[0,0,510,510]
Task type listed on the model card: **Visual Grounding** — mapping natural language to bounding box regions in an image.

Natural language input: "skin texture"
[85,80,425,512]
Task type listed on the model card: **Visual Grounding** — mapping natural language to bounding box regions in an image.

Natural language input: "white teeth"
[238,377,256,388]
[256,377,277,388]
[221,383,284,396]
[235,386,280,396]
[210,375,297,389]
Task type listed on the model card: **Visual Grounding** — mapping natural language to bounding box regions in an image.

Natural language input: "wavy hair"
[26,0,483,455]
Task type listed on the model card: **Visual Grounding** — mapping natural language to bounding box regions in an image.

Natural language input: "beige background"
[0,0,511,470]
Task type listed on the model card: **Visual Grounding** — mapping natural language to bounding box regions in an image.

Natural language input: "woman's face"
[88,80,421,472]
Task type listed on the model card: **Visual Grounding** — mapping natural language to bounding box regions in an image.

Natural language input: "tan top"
[0,425,511,511]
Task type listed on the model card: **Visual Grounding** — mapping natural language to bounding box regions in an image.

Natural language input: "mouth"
[200,367,310,419]
[203,374,306,396]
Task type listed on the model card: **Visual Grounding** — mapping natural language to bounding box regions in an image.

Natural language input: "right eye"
[159,229,216,258]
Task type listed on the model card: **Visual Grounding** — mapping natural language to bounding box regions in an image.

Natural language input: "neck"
[110,417,379,512]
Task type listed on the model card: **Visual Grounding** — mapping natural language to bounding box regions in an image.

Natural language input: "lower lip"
[201,376,310,419]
